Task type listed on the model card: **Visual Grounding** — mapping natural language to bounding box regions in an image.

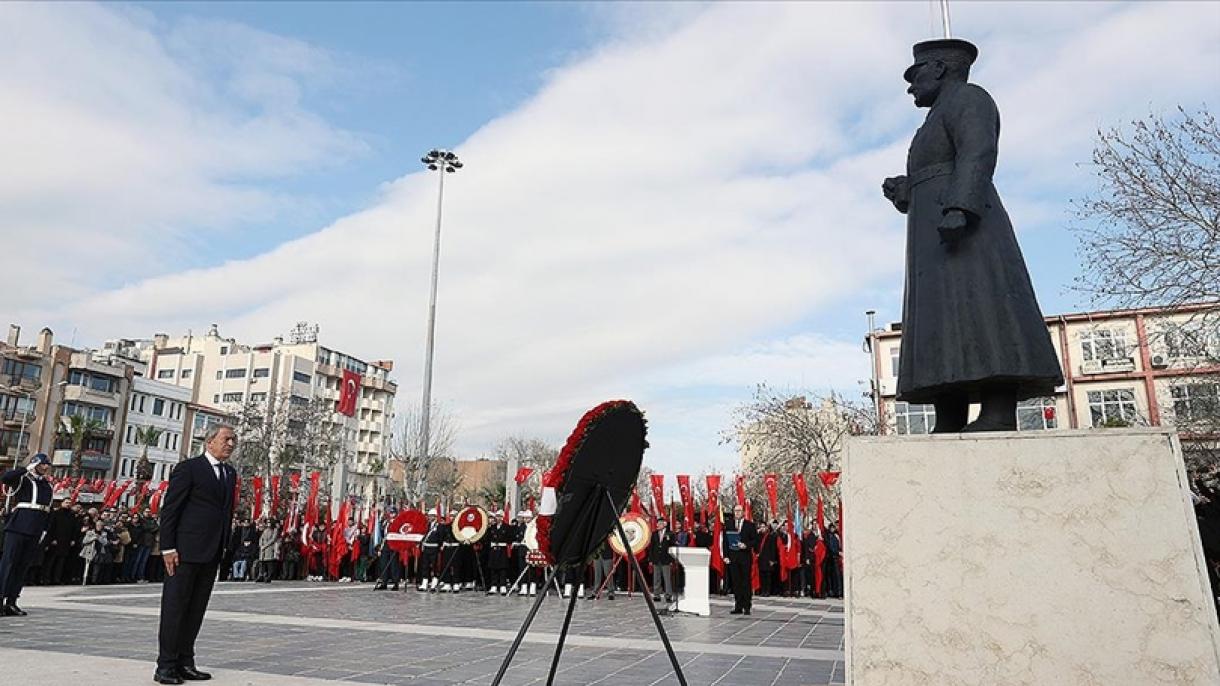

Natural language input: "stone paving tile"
[5,583,844,685]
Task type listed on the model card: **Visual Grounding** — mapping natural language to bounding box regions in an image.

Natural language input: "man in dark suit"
[648,518,676,603]
[154,424,238,684]
[724,504,758,615]
[0,453,54,616]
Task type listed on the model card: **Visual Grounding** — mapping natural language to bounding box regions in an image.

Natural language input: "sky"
[2,1,1218,476]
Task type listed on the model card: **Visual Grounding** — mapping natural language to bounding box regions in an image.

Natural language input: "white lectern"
[669,546,710,616]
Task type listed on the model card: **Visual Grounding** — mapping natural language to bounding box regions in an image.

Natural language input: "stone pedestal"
[671,546,710,616]
[842,429,1220,686]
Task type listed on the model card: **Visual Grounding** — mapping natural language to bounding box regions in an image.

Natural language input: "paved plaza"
[0,583,844,685]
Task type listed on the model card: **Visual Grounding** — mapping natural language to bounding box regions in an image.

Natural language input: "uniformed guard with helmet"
[417,513,441,591]
[0,453,54,616]
[485,512,510,595]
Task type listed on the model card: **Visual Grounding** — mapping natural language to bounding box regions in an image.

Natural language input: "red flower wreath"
[535,400,644,565]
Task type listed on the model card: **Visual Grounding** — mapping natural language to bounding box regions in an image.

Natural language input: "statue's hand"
[882,176,909,214]
[938,209,970,248]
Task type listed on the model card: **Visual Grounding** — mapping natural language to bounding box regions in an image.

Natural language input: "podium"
[670,547,710,616]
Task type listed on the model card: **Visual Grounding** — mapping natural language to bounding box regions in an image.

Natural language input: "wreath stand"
[491,489,688,686]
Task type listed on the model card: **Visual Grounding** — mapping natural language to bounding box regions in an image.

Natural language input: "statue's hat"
[904,38,978,82]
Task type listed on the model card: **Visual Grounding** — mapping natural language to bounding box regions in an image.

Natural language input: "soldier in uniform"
[417,513,441,591]
[438,516,461,593]
[485,512,510,595]
[0,453,54,616]
[511,511,538,596]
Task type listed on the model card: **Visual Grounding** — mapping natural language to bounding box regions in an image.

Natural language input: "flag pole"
[939,0,952,38]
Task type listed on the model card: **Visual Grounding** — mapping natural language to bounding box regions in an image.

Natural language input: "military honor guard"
[417,513,441,591]
[0,453,54,617]
[485,512,511,595]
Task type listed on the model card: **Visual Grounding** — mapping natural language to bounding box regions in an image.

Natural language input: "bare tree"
[723,385,878,487]
[390,404,458,506]
[492,436,558,506]
[1071,106,1219,312]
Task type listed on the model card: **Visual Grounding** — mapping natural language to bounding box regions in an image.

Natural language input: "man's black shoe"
[0,605,14,617]
[152,669,184,685]
[744,608,751,615]
[5,603,27,616]
[390,583,399,591]
[178,666,212,681]
[373,583,386,591]
[729,608,743,615]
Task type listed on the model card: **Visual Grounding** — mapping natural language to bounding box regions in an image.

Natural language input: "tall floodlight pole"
[415,149,463,502]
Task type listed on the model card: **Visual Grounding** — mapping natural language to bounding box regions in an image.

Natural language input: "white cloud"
[6,2,1218,475]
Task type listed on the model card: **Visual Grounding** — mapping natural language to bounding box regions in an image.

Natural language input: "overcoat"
[897,80,1063,404]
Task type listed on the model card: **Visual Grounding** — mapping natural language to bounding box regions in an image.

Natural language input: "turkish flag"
[735,475,751,520]
[764,473,779,518]
[818,471,841,490]
[337,370,360,417]
[676,475,694,531]
[649,474,665,519]
[513,467,534,484]
[793,473,810,512]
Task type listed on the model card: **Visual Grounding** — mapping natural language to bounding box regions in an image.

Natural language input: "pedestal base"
[843,429,1220,686]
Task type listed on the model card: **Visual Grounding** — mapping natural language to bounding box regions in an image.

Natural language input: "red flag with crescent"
[305,471,321,526]
[513,467,534,484]
[149,481,169,515]
[818,471,841,490]
[252,476,264,520]
[705,474,721,522]
[630,489,642,515]
[649,474,665,519]
[338,370,360,417]
[764,473,779,518]
[793,473,810,512]
[735,475,751,520]
[270,475,281,518]
[676,475,694,531]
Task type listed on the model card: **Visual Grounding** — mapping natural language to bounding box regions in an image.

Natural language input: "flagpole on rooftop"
[415,150,463,501]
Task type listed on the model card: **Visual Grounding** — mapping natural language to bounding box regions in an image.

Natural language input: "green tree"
[60,414,104,478]
[134,426,164,482]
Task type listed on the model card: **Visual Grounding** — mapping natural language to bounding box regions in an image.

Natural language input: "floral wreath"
[536,400,646,565]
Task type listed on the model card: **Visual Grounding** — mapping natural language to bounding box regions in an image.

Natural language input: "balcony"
[1,409,35,427]
[63,383,121,408]
[0,374,40,392]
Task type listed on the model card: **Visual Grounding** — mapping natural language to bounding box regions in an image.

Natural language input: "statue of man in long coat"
[882,39,1063,432]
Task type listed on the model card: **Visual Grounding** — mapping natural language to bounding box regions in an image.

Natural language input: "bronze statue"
[882,39,1063,432]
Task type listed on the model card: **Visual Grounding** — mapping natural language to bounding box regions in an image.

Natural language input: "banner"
[149,481,169,515]
[252,476,264,520]
[705,474,722,522]
[710,504,724,577]
[818,471,841,490]
[649,474,665,518]
[816,495,825,534]
[792,473,810,512]
[764,473,779,519]
[337,369,360,417]
[513,467,534,484]
[270,475,281,518]
[676,475,694,531]
[305,471,321,527]
[630,488,642,515]
[734,475,747,514]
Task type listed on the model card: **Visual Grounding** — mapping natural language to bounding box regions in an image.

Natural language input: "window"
[895,401,936,435]
[2,358,42,382]
[293,371,312,385]
[1087,389,1138,427]
[253,368,270,378]
[215,370,223,380]
[90,375,116,393]
[130,394,138,411]
[153,398,165,416]
[1080,328,1129,362]
[157,369,175,379]
[61,402,113,424]
[213,394,220,403]
[1017,397,1058,431]
[889,347,900,377]
[250,392,268,402]
[225,368,246,379]
[0,429,29,453]
[1163,323,1216,360]
[222,392,243,403]
[290,394,308,407]
[138,395,145,413]
[181,369,192,379]
[1172,383,1220,425]
[0,394,34,420]
[126,425,133,444]
[219,346,228,355]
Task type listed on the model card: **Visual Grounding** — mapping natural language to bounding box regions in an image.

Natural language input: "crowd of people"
[0,495,845,604]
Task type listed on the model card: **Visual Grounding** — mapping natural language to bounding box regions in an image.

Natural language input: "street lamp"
[415,149,462,501]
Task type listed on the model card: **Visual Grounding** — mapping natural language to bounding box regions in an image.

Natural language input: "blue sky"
[3,2,1218,475]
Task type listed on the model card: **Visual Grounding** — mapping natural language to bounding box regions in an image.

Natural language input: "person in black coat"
[800,526,819,599]
[648,518,676,602]
[756,521,781,597]
[485,513,511,595]
[154,424,238,685]
[822,523,842,599]
[724,505,758,615]
[43,498,80,585]
[0,453,53,615]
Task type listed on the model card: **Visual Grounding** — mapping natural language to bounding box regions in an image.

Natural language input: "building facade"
[107,323,397,497]
[866,304,1220,462]
[117,376,192,484]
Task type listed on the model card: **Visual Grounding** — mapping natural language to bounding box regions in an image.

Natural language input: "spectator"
[232,526,257,581]
[256,520,280,583]
[281,529,302,581]
[138,508,159,582]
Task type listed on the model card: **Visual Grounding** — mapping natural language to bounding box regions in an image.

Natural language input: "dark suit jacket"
[648,530,675,565]
[1,468,53,536]
[159,455,234,564]
[725,519,758,564]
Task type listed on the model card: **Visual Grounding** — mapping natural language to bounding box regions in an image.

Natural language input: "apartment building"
[108,323,397,496]
[866,303,1220,461]
[117,376,193,484]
